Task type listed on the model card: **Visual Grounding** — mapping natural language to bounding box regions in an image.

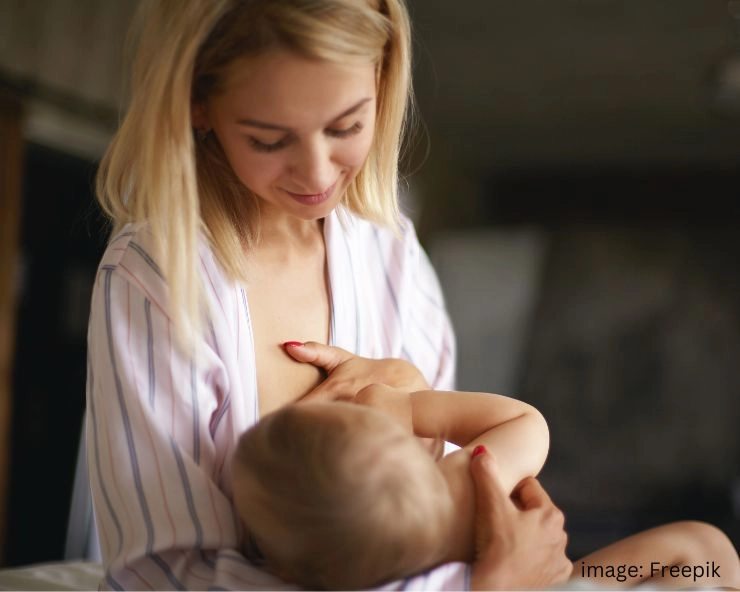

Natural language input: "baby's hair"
[232,402,454,590]
[95,0,415,352]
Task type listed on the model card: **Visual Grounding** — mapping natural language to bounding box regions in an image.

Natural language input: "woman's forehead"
[214,50,377,123]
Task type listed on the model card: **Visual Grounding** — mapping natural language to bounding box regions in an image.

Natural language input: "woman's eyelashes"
[247,122,364,153]
[325,121,363,139]
[247,136,289,153]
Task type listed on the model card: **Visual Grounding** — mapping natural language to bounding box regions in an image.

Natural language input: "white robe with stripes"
[86,208,467,590]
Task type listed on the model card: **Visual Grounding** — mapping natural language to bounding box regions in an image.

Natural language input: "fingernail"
[283,341,304,348]
[472,445,487,458]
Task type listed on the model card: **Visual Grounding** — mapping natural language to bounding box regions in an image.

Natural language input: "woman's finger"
[283,341,353,372]
[470,449,512,515]
[514,476,553,510]
[469,448,513,551]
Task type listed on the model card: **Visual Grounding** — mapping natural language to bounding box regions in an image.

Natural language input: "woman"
[86,0,570,589]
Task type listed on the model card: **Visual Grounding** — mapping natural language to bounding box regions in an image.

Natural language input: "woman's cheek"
[232,152,282,192]
[345,133,376,169]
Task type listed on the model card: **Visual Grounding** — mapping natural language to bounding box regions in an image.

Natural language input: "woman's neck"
[249,212,325,266]
[257,202,325,245]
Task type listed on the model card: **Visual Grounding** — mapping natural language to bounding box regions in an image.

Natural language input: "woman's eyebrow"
[237,97,372,132]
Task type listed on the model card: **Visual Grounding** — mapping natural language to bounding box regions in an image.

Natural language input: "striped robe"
[86,208,467,590]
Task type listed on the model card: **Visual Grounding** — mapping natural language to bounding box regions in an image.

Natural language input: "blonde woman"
[87,0,571,589]
[232,344,740,590]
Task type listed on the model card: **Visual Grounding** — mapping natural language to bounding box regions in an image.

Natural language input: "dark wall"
[7,143,104,566]
[489,167,740,558]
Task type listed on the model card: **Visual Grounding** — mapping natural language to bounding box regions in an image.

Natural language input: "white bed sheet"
[0,560,103,591]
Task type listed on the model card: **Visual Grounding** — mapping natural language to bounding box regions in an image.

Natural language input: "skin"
[468,452,574,589]
[194,50,377,238]
[351,384,550,564]
[192,51,379,415]
[231,398,551,588]
[286,341,574,588]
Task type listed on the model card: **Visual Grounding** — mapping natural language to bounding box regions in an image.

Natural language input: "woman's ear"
[268,563,298,586]
[191,101,210,131]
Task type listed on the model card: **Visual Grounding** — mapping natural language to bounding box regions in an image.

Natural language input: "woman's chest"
[245,258,331,416]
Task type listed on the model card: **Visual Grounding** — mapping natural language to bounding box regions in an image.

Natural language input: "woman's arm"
[86,231,291,591]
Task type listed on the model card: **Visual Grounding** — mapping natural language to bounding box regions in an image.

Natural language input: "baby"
[232,385,740,590]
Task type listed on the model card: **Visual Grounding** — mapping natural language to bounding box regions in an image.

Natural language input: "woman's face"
[199,50,377,222]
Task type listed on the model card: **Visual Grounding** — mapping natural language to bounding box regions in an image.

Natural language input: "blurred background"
[0,0,738,568]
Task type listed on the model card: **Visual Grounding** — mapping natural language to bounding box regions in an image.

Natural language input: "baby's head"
[232,401,454,590]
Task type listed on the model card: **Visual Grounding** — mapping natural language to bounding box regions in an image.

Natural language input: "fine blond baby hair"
[232,402,454,590]
[95,0,415,350]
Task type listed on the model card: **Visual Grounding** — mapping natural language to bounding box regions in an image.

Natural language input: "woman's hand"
[468,448,573,590]
[284,341,443,458]
[283,341,430,401]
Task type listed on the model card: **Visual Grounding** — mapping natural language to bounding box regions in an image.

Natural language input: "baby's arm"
[411,389,548,493]
[356,385,549,564]
[356,386,548,495]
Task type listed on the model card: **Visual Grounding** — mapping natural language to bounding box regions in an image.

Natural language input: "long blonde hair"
[232,403,454,589]
[96,0,414,349]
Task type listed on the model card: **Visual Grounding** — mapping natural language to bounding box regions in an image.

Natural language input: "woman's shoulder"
[95,223,231,308]
[98,223,219,276]
[97,222,163,276]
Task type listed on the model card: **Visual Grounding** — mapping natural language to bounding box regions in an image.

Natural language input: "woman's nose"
[288,138,336,194]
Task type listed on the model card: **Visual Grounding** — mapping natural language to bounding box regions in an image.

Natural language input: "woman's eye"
[326,122,363,139]
[247,137,289,153]
[246,122,363,151]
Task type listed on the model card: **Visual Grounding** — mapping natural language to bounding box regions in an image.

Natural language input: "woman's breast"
[254,343,324,416]
[247,278,330,417]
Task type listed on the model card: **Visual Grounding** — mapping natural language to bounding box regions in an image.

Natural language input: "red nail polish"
[283,341,304,348]
[472,445,487,458]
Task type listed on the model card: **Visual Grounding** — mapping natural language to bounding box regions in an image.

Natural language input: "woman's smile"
[283,181,338,206]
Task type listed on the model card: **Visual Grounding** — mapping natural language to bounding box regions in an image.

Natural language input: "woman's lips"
[285,182,336,206]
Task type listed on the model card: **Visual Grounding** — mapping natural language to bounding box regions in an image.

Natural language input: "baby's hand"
[354,384,413,434]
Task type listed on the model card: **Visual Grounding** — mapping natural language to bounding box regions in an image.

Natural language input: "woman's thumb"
[282,341,352,372]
